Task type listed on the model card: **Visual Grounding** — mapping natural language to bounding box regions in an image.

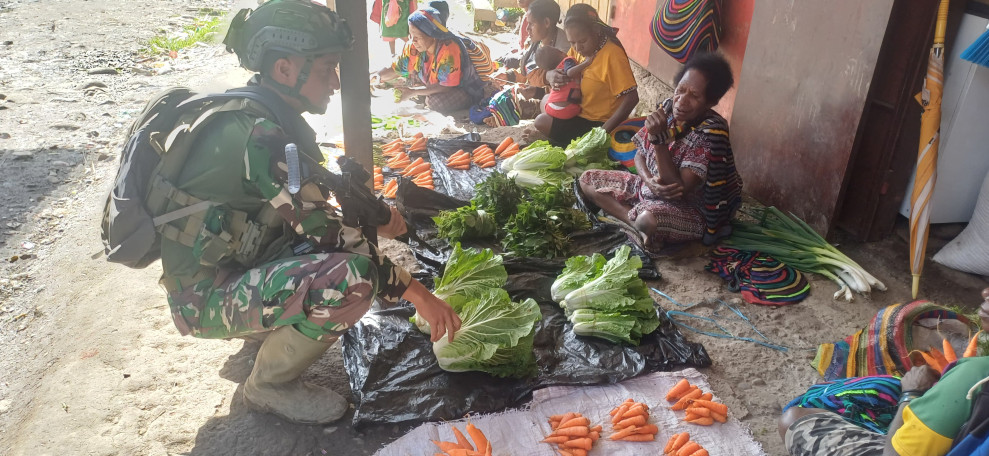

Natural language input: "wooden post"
[336,0,374,189]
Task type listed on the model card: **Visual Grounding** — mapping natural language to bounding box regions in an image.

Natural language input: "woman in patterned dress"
[578,53,742,252]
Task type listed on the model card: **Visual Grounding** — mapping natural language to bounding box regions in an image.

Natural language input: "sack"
[384,0,401,27]
[100,86,316,269]
[934,170,989,276]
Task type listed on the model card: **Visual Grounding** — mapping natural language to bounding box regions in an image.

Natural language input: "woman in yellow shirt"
[533,4,639,146]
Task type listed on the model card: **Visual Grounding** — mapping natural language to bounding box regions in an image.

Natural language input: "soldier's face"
[298,53,342,114]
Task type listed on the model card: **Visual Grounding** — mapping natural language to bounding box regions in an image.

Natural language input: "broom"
[961,23,989,67]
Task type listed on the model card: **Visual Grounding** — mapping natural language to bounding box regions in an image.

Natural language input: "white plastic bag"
[934,170,989,276]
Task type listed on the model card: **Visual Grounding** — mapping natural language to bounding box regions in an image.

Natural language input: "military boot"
[243,325,348,424]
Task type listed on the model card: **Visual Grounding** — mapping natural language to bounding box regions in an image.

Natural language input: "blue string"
[651,287,791,352]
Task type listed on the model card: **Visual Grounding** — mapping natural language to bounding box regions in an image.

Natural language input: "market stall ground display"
[374,369,764,456]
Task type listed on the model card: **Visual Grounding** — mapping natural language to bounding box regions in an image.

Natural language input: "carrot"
[699,392,713,402]
[918,350,941,370]
[465,423,488,451]
[403,162,430,177]
[965,332,981,358]
[548,419,561,429]
[431,440,463,452]
[447,158,471,168]
[611,404,631,423]
[569,450,587,456]
[413,132,424,139]
[588,431,599,441]
[615,415,647,429]
[634,424,659,435]
[542,435,569,444]
[495,137,514,155]
[929,347,949,371]
[685,407,710,417]
[943,338,958,363]
[666,432,689,453]
[557,450,574,456]
[550,426,589,437]
[561,438,592,450]
[672,388,703,410]
[667,379,692,401]
[692,400,728,416]
[451,426,473,451]
[482,441,492,456]
[710,411,727,423]
[608,427,637,440]
[548,414,566,421]
[498,147,518,158]
[499,143,519,157]
[478,160,496,168]
[686,417,714,426]
[442,450,477,456]
[684,411,702,422]
[676,442,701,456]
[590,424,602,432]
[558,416,590,429]
[619,434,655,442]
[686,449,709,456]
[472,145,489,154]
[557,412,577,427]
[620,404,647,419]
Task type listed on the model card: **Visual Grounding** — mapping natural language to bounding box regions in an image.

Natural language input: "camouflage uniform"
[161,111,411,341]
[784,412,885,456]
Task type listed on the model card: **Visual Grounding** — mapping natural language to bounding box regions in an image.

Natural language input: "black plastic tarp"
[341,136,710,427]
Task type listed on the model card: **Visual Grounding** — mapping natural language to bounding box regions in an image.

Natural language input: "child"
[535,45,594,120]
[371,0,417,56]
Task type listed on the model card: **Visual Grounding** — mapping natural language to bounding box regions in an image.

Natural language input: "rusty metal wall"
[729,0,896,235]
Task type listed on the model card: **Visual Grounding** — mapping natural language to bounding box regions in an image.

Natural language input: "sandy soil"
[1,1,986,456]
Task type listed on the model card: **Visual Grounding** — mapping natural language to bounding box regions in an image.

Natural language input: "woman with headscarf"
[533,4,639,146]
[373,7,487,114]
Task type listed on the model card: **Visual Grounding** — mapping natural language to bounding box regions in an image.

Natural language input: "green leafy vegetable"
[554,246,661,344]
[473,172,525,225]
[500,140,567,172]
[433,204,497,242]
[507,169,571,188]
[413,244,508,335]
[502,184,590,258]
[563,127,615,175]
[551,253,607,302]
[432,288,541,378]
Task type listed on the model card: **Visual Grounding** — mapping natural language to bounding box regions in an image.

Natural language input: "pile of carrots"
[608,399,659,442]
[386,151,412,171]
[666,379,728,426]
[543,412,601,456]
[495,137,520,159]
[472,145,496,168]
[446,149,472,170]
[381,179,398,199]
[431,422,492,456]
[911,332,981,374]
[373,167,384,191]
[399,157,434,189]
[664,432,708,456]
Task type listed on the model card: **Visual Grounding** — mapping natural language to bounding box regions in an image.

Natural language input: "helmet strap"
[262,56,321,113]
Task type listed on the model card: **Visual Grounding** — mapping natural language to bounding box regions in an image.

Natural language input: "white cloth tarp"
[375,368,766,456]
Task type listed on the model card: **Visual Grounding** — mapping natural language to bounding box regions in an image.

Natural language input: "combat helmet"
[223,0,353,110]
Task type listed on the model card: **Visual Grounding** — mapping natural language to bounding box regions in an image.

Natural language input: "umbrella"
[910,0,950,299]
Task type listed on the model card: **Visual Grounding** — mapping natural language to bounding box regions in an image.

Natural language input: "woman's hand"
[403,280,462,343]
[545,69,570,89]
[395,86,416,102]
[377,206,408,240]
[979,287,989,331]
[644,176,683,200]
[644,107,668,138]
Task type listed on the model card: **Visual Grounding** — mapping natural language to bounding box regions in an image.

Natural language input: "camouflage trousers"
[785,412,885,456]
[166,253,379,342]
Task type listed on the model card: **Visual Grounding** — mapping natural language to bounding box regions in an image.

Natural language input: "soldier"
[158,0,460,424]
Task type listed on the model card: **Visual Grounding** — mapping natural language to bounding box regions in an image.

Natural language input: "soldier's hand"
[378,206,408,239]
[403,280,461,342]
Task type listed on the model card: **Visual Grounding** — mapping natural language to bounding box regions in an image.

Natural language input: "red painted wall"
[611,0,754,121]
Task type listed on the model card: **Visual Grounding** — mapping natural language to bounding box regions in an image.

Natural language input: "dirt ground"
[1,1,987,456]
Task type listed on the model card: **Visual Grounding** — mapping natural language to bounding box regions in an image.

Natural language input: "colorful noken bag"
[813,301,979,381]
[651,0,721,63]
[705,247,809,306]
[784,375,902,434]
[608,116,645,173]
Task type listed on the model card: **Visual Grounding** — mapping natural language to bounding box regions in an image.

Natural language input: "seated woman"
[373,7,486,114]
[578,53,742,252]
[533,4,639,146]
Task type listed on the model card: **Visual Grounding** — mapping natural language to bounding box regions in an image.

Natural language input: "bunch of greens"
[502,184,591,258]
[371,115,419,131]
[473,172,525,225]
[500,140,570,188]
[432,288,541,378]
[413,244,508,334]
[564,127,615,176]
[722,206,886,302]
[432,204,496,242]
[552,245,661,345]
